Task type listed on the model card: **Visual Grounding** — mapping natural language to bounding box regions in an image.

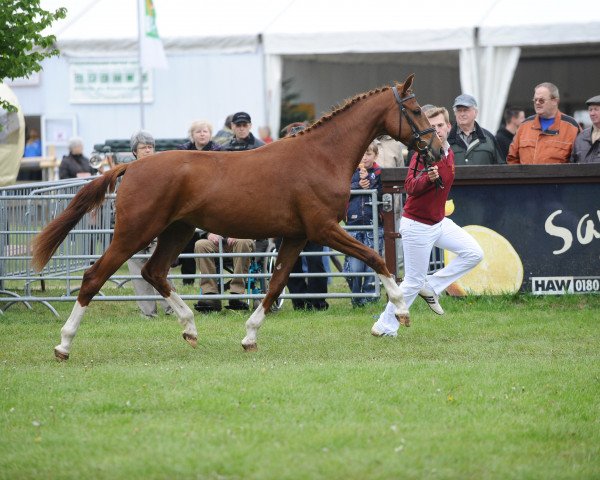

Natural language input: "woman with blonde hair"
[178,120,221,151]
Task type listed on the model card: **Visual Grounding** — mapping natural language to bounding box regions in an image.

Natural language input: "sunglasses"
[532,97,555,104]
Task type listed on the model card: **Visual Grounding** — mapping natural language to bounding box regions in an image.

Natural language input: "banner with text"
[447,183,600,295]
[69,62,153,104]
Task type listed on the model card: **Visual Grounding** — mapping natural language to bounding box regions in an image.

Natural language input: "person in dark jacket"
[222,112,265,151]
[448,94,505,165]
[58,137,94,179]
[570,95,600,163]
[193,112,262,312]
[212,114,234,147]
[178,120,222,152]
[344,141,383,307]
[495,107,525,160]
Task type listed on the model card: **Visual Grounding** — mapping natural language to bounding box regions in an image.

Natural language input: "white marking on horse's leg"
[242,303,266,350]
[379,274,410,325]
[164,292,198,347]
[55,301,87,358]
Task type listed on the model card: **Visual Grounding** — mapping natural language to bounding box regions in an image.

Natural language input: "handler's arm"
[404,153,435,196]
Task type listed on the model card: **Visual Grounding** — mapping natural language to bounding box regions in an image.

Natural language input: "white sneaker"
[371,323,398,337]
[418,284,444,315]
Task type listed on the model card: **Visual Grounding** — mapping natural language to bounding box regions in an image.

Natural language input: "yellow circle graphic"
[445,225,524,295]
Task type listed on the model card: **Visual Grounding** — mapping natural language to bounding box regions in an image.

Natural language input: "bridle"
[392,85,444,189]
[391,86,437,158]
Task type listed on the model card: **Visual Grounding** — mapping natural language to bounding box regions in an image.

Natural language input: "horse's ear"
[401,74,415,96]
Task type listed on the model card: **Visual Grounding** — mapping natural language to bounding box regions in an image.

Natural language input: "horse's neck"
[312,91,390,174]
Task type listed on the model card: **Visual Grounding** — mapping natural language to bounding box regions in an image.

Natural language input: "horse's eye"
[414,109,422,115]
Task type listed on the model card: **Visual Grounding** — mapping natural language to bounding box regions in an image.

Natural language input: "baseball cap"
[453,94,478,108]
[232,112,251,124]
[585,95,600,106]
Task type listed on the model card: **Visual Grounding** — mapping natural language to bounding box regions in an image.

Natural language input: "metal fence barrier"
[1,179,385,315]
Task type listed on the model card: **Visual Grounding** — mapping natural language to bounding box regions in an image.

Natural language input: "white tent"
[21,0,600,150]
[262,0,600,134]
[45,0,290,56]
[262,0,487,135]
[28,0,294,152]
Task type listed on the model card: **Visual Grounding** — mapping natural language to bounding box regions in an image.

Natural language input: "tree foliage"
[279,79,313,135]
[0,0,66,112]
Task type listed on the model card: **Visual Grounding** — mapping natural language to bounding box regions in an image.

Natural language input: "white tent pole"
[264,53,283,140]
[136,0,145,129]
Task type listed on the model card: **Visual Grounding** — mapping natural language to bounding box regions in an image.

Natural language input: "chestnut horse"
[32,74,442,360]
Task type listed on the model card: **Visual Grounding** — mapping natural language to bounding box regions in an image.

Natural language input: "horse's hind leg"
[141,221,199,347]
[55,243,142,360]
[242,237,306,351]
[315,223,410,326]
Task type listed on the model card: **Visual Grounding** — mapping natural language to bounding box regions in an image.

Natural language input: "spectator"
[18,128,43,181]
[193,111,263,312]
[447,94,505,165]
[193,235,254,313]
[376,135,404,168]
[258,125,274,144]
[275,122,328,311]
[222,112,265,151]
[174,121,223,285]
[212,114,234,146]
[126,130,173,318]
[344,141,383,307]
[371,106,483,337]
[23,128,42,157]
[179,120,222,152]
[58,137,94,179]
[507,82,580,164]
[495,107,525,160]
[570,95,600,164]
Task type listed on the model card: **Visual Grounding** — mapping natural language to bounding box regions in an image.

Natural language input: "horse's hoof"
[242,342,258,352]
[54,348,69,361]
[182,333,198,348]
[397,314,410,327]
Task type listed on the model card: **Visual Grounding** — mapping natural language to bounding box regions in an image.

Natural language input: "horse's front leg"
[242,237,306,351]
[319,223,409,326]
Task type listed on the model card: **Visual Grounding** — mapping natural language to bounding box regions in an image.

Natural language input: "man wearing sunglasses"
[507,82,580,164]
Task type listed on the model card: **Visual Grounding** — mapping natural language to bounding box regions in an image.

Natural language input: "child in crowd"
[344,141,383,307]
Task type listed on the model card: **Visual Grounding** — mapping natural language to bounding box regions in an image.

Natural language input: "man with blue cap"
[447,94,504,165]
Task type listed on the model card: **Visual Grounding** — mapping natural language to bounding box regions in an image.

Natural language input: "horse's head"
[386,74,443,162]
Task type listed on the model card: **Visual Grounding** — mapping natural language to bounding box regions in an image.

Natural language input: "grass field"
[1,286,599,479]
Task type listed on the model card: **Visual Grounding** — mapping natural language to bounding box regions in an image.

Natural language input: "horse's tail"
[31,163,129,272]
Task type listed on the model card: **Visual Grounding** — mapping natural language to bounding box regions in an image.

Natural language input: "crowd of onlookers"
[34,80,600,316]
[374,82,600,167]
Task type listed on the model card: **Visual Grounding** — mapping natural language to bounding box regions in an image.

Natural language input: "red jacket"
[507,111,580,164]
[403,149,454,225]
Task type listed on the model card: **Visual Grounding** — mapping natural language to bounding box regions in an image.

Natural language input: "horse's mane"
[286,83,404,138]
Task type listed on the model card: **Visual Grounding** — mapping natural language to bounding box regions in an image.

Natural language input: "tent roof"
[478,0,600,47]
[42,0,600,57]
[42,0,292,56]
[262,0,487,55]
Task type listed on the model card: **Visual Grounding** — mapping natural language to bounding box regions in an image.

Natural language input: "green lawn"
[1,290,599,480]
